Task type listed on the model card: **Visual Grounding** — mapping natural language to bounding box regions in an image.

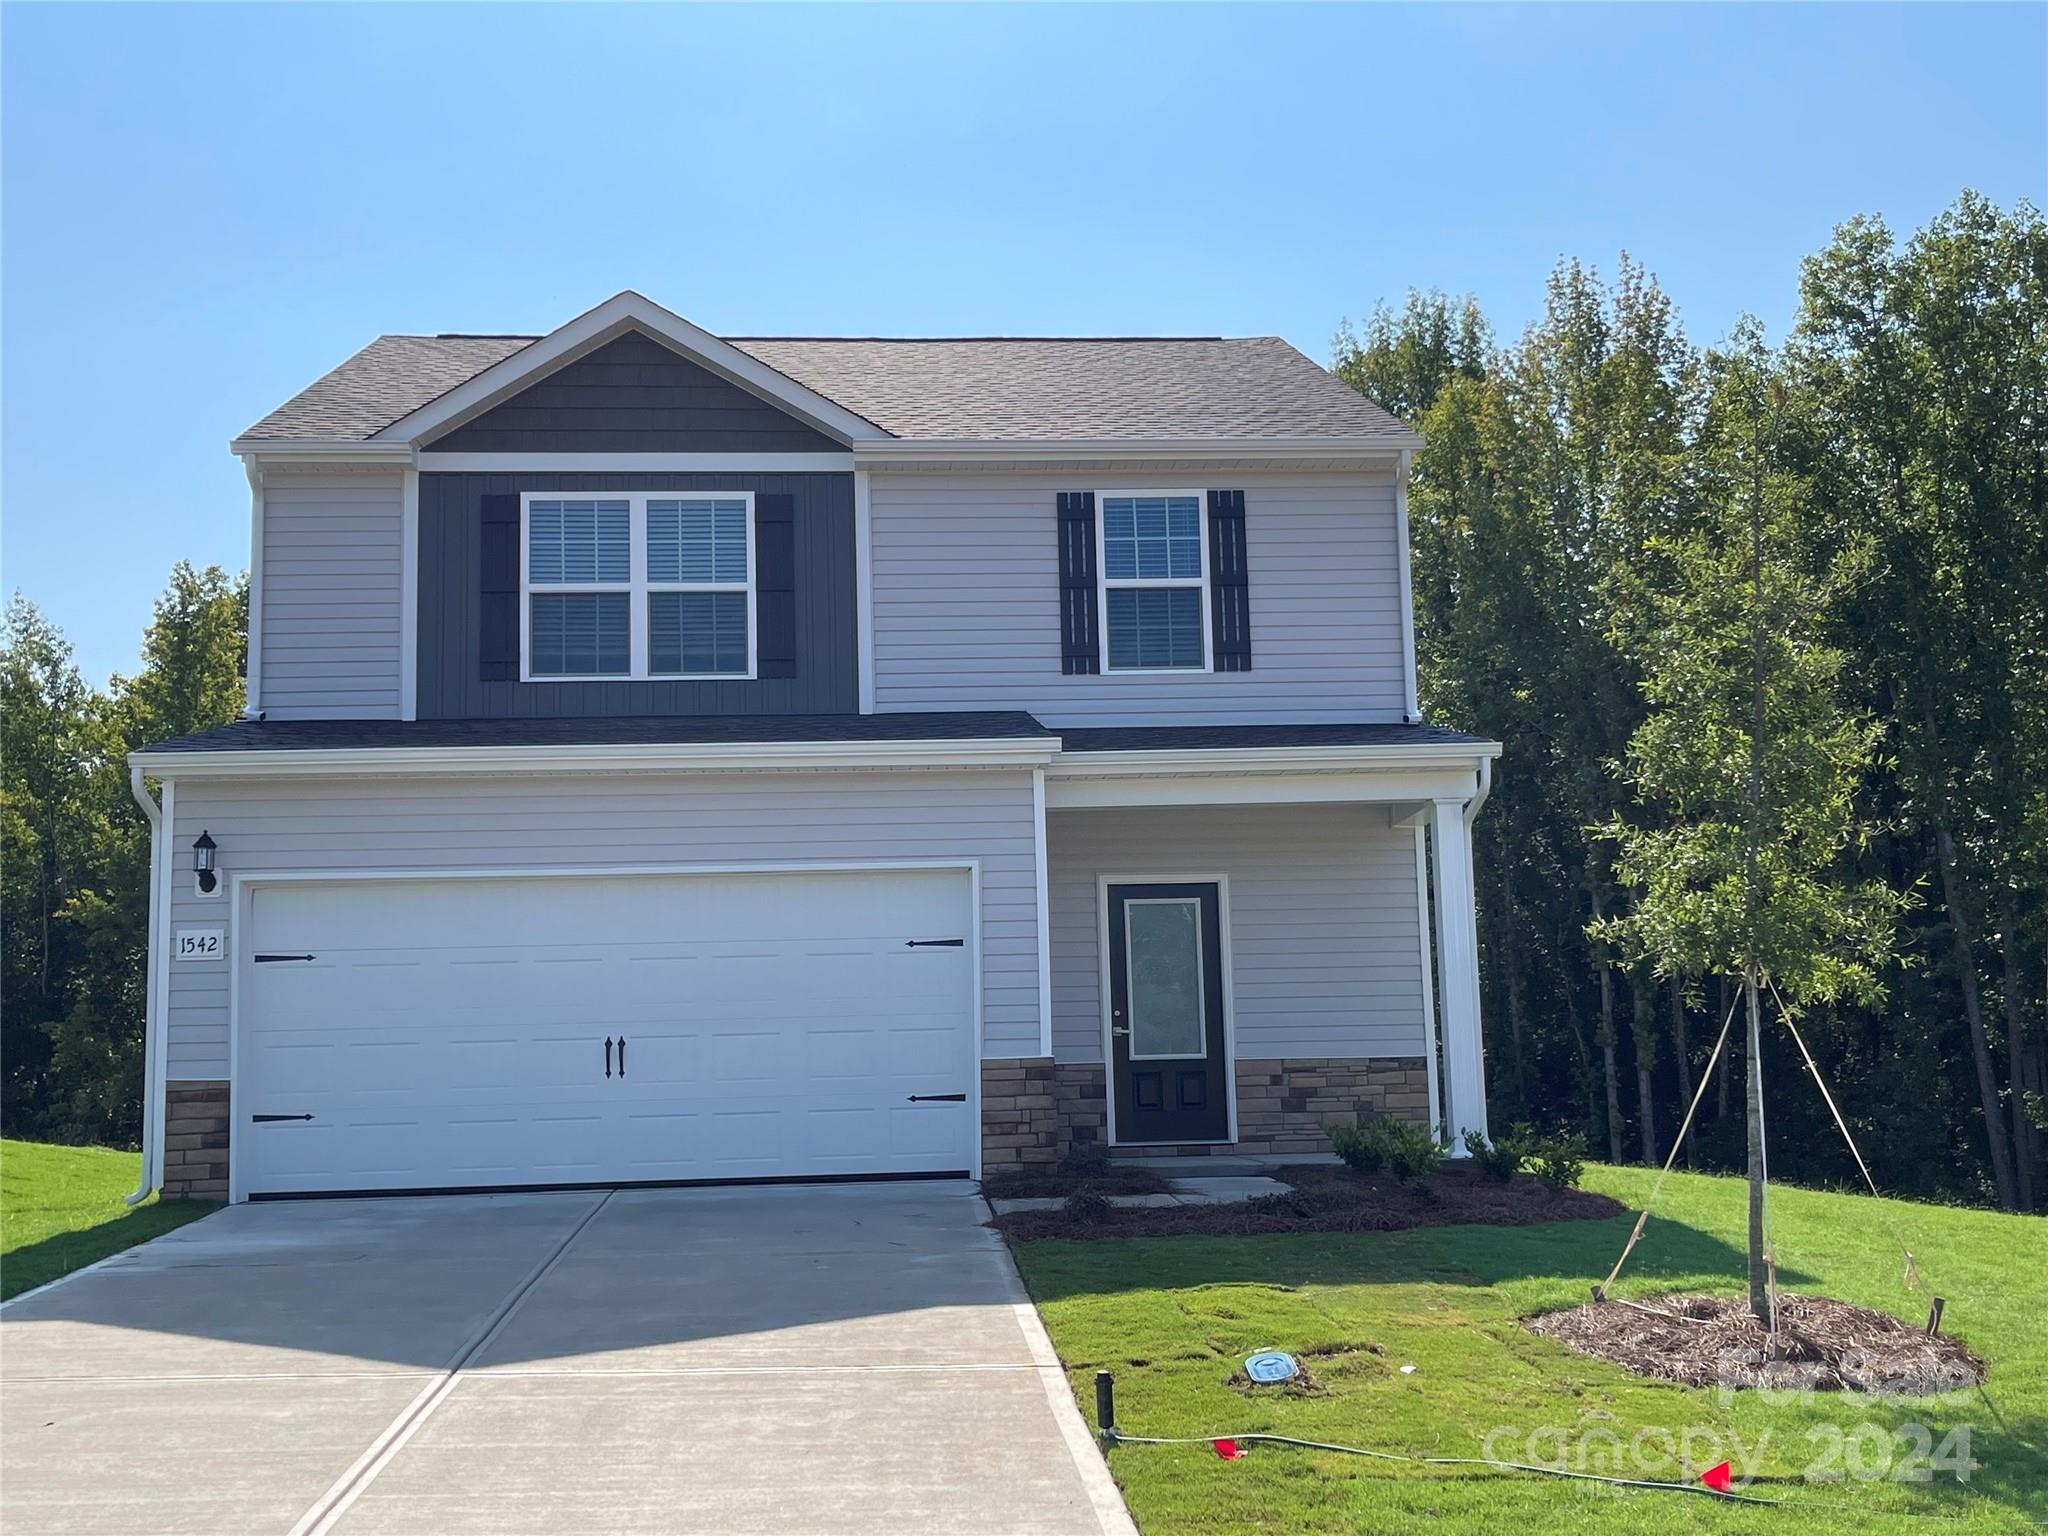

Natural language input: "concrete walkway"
[0,1183,1135,1536]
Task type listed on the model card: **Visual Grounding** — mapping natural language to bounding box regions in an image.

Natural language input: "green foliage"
[1523,1130,1588,1192]
[1329,1116,1444,1180]
[1462,1125,1531,1181]
[1338,191,2047,1211]
[0,566,245,1145]
[1,1138,215,1300]
[1592,319,1907,1007]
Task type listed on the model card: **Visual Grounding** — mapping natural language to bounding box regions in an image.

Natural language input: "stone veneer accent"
[979,1057,1059,1173]
[162,1080,230,1199]
[1047,1057,1431,1160]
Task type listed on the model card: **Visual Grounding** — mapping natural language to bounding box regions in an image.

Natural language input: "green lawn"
[1014,1166,2048,1535]
[0,1139,217,1301]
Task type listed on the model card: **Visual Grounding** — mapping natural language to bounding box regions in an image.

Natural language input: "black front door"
[1108,882,1229,1143]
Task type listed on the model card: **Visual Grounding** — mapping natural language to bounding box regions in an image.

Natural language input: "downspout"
[1464,755,1492,829]
[123,765,166,1205]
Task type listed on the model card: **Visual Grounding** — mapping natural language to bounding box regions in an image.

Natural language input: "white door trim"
[1096,871,1237,1148]
[226,857,984,1202]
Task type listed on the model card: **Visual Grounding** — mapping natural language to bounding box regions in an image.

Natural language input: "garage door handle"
[617,1036,627,1079]
[604,1037,613,1078]
[907,1093,967,1103]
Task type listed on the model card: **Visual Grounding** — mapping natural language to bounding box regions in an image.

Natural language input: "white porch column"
[1429,798,1489,1146]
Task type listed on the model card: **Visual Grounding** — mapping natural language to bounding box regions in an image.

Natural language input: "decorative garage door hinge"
[906,1093,967,1103]
[904,938,965,948]
[253,953,317,963]
[251,1113,314,1123]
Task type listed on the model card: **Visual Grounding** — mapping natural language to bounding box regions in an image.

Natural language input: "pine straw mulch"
[987,1162,1625,1240]
[1528,1292,1987,1396]
[980,1163,1175,1200]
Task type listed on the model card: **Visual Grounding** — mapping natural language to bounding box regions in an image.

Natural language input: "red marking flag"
[1213,1438,1245,1460]
[1699,1460,1732,1493]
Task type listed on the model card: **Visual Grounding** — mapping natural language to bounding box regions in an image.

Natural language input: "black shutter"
[755,493,797,679]
[1208,489,1251,671]
[479,493,520,682]
[1058,491,1099,675]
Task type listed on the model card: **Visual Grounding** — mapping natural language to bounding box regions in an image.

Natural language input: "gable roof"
[236,293,1418,448]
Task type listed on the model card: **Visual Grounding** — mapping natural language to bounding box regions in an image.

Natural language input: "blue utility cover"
[1244,1351,1300,1384]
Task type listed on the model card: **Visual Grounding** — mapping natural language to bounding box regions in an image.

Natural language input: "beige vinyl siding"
[162,769,1041,1080]
[869,471,1407,724]
[1047,803,1427,1064]
[259,474,404,719]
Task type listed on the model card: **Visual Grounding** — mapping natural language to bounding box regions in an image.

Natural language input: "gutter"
[123,768,169,1205]
[1048,740,1502,780]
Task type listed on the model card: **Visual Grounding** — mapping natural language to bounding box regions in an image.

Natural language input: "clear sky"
[3,2,2042,686]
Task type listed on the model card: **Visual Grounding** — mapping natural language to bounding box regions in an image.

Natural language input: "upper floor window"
[1098,491,1209,671]
[522,492,755,680]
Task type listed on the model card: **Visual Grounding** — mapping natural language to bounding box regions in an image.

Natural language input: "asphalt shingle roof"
[135,711,1056,756]
[238,331,1416,445]
[137,715,1490,757]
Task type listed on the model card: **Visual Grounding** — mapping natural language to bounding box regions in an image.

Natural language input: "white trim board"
[419,452,855,473]
[224,857,986,1202]
[131,737,1061,779]
[369,292,888,447]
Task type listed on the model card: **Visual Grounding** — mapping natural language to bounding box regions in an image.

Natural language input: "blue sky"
[3,3,2041,687]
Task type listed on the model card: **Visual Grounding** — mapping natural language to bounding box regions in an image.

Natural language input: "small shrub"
[1527,1130,1588,1192]
[1463,1125,1531,1182]
[1062,1191,1114,1223]
[1329,1115,1443,1180]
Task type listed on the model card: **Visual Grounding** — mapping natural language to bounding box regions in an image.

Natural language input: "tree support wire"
[1594,992,1740,1302]
[1595,971,1936,1315]
[1767,973,1926,1295]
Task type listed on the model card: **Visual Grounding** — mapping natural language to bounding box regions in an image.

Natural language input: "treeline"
[2,565,246,1143]
[1335,191,2046,1211]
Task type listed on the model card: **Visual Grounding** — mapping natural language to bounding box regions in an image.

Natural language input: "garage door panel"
[238,871,976,1196]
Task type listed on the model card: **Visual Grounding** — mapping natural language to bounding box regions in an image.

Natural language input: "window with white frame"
[522,492,755,680]
[1099,491,1208,671]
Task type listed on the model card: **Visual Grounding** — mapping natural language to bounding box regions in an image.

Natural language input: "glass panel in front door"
[1125,898,1206,1058]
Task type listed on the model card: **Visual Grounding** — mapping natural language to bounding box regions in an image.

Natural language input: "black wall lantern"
[193,830,218,895]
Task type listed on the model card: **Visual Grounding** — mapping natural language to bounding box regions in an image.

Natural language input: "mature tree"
[1596,322,1905,1320]
[1795,194,2048,1210]
[0,565,245,1144]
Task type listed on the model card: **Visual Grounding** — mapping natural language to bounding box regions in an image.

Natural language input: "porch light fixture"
[193,830,218,895]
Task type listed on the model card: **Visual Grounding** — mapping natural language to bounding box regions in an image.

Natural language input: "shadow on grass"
[1017,1210,1815,1303]
[1,1200,218,1302]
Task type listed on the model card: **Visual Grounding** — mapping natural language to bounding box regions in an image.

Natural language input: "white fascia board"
[230,440,417,464]
[369,291,890,447]
[129,737,1061,780]
[1047,768,1479,809]
[417,452,856,473]
[853,436,1421,466]
[1047,740,1501,779]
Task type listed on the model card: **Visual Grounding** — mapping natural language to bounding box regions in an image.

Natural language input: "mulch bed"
[979,1163,1174,1200]
[1528,1292,1987,1396]
[987,1162,1624,1240]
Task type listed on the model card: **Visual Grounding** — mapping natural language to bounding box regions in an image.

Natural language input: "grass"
[0,1139,216,1301]
[1012,1164,2048,1535]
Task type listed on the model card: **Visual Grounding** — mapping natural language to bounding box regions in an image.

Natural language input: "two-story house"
[127,291,1498,1202]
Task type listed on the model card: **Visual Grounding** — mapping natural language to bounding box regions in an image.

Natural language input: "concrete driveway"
[0,1183,1134,1536]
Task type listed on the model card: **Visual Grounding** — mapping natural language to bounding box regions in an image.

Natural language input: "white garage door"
[236,869,976,1198]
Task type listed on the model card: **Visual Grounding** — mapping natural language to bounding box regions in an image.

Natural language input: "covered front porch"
[989,725,1498,1168]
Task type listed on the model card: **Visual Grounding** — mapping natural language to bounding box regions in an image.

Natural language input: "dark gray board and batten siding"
[423,333,848,454]
[416,473,857,719]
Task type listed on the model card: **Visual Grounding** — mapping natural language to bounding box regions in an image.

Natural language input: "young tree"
[1596,322,1904,1323]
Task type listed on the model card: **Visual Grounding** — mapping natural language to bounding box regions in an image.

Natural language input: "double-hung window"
[1098,490,1209,671]
[522,492,756,680]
